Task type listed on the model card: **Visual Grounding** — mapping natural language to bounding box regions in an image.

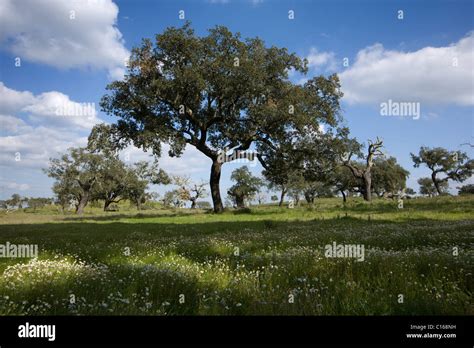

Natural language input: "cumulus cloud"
[0,0,129,79]
[0,82,98,130]
[1,181,31,191]
[306,47,337,71]
[339,32,474,106]
[0,82,101,169]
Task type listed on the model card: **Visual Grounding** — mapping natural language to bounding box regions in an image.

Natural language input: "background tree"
[173,176,207,209]
[227,166,263,208]
[93,157,130,211]
[286,170,306,206]
[27,197,52,211]
[411,147,473,195]
[417,177,447,197]
[6,193,22,209]
[128,161,170,210]
[44,147,104,214]
[458,184,474,195]
[331,166,357,203]
[94,23,344,212]
[343,137,384,201]
[371,157,410,198]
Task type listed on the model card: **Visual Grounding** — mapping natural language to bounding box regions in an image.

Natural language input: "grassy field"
[0,196,472,315]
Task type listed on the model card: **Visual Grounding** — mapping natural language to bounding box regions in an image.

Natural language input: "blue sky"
[0,0,473,202]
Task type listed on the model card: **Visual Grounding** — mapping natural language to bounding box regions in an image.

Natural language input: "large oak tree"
[94,23,344,212]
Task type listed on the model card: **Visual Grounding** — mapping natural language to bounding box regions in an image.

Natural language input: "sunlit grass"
[0,196,472,315]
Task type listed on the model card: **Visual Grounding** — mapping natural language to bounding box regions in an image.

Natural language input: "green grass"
[0,196,472,315]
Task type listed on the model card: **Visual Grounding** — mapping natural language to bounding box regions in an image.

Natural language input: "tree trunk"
[363,174,372,201]
[235,195,245,208]
[76,192,89,215]
[432,172,442,195]
[104,200,112,211]
[210,160,224,213]
[340,189,347,203]
[190,199,196,209]
[278,188,287,207]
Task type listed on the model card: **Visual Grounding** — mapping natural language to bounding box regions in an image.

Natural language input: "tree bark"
[210,160,224,213]
[190,199,196,209]
[278,187,287,207]
[235,195,245,208]
[76,192,89,215]
[363,173,372,201]
[104,200,111,211]
[432,172,442,195]
[340,189,347,203]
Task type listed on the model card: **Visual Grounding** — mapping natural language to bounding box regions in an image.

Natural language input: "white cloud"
[0,83,35,114]
[0,0,129,79]
[339,32,474,106]
[2,181,30,191]
[0,82,101,169]
[306,47,337,71]
[0,82,98,130]
[0,115,31,134]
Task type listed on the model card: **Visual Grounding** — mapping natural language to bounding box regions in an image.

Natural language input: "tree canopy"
[93,22,345,212]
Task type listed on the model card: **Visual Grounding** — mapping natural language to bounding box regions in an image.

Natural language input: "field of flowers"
[0,196,472,315]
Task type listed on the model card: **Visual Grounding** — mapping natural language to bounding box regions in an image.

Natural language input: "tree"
[195,201,212,209]
[93,157,130,211]
[331,166,357,203]
[262,129,350,207]
[343,137,384,201]
[255,190,267,205]
[286,170,306,206]
[173,176,207,209]
[371,157,410,198]
[44,147,104,214]
[27,197,52,211]
[417,177,447,197]
[128,161,170,210]
[162,190,183,208]
[94,23,344,212]
[227,166,263,208]
[458,184,474,195]
[6,194,22,209]
[411,147,473,195]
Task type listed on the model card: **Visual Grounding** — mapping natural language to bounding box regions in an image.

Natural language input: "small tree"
[128,161,170,210]
[331,166,357,203]
[343,137,384,201]
[371,157,410,198]
[173,176,207,209]
[458,184,474,195]
[93,157,130,211]
[44,147,104,214]
[27,197,52,211]
[6,194,22,209]
[227,166,263,208]
[411,147,473,195]
[418,177,447,197]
